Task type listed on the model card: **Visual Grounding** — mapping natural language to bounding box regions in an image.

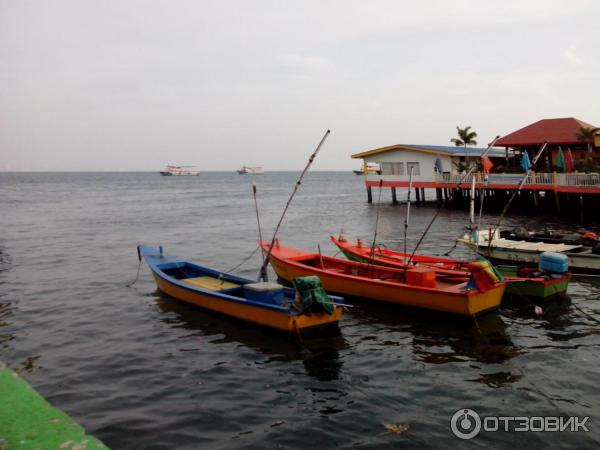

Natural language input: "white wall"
[363,149,453,181]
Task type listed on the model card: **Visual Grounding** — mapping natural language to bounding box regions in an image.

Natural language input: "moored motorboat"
[260,240,506,317]
[330,236,570,300]
[139,245,343,334]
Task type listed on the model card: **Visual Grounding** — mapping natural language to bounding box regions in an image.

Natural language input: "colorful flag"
[565,148,575,173]
[520,151,531,171]
[481,155,493,173]
[556,147,565,172]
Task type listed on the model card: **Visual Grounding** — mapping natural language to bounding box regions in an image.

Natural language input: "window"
[380,162,404,175]
[406,162,420,176]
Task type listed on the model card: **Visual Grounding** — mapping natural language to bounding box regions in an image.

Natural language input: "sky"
[1,0,599,171]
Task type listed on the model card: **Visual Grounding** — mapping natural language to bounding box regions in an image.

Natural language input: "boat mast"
[258,129,330,281]
[487,142,548,253]
[252,181,265,265]
[404,135,500,267]
[403,166,414,264]
[370,179,384,259]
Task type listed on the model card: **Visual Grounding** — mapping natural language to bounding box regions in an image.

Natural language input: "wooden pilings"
[391,187,397,204]
[366,186,372,203]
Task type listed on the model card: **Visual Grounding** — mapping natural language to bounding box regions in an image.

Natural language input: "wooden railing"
[434,172,600,187]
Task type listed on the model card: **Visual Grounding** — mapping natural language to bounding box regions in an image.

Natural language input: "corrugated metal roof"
[351,144,506,159]
[496,117,598,147]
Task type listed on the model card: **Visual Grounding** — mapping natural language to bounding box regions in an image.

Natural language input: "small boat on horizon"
[138,245,343,334]
[260,239,506,317]
[159,165,200,176]
[237,166,264,174]
[330,235,570,301]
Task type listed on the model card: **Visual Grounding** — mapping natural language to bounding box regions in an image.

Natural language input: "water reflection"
[349,301,520,365]
[154,292,347,380]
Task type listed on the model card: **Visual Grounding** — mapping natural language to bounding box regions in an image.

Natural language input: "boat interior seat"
[181,276,239,291]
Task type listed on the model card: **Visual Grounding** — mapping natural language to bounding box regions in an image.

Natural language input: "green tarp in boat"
[292,276,335,315]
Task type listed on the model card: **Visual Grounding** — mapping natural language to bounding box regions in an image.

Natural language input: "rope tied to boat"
[224,245,260,273]
[125,245,143,287]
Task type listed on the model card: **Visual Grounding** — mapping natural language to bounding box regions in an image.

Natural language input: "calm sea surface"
[1,172,599,449]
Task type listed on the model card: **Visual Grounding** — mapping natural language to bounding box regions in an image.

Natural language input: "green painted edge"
[0,365,110,450]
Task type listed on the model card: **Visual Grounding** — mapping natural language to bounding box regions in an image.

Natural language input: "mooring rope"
[125,259,142,287]
[225,245,260,273]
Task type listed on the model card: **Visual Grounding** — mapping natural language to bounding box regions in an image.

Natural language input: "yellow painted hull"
[268,259,503,317]
[153,274,342,333]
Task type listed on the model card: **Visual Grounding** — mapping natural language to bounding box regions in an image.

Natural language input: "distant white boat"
[237,166,264,174]
[159,165,200,176]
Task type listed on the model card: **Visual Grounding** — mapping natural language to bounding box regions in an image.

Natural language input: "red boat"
[261,239,505,317]
[330,235,570,301]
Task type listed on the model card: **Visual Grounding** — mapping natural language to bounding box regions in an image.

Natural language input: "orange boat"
[330,235,570,301]
[260,240,505,317]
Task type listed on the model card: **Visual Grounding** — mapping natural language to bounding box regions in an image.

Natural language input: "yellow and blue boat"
[138,245,343,334]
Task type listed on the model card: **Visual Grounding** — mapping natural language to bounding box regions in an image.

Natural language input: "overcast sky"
[1,0,598,171]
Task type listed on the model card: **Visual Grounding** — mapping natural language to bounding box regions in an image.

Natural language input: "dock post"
[580,195,584,224]
[420,188,426,204]
[554,191,561,213]
[415,188,421,204]
[436,188,443,205]
[391,187,397,204]
[367,186,372,203]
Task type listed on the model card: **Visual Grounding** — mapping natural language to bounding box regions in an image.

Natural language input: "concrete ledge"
[0,364,109,450]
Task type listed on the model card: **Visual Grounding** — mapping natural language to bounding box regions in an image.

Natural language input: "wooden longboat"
[139,245,343,334]
[260,240,505,317]
[458,229,600,275]
[330,236,570,301]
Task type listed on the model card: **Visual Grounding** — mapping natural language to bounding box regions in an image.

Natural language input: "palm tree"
[451,126,478,166]
[576,126,600,158]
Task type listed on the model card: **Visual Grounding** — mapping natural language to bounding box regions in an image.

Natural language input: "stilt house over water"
[351,117,600,215]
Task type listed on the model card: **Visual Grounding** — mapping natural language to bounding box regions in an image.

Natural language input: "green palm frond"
[453,126,478,146]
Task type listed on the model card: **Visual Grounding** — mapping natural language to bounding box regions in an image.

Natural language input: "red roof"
[496,117,598,147]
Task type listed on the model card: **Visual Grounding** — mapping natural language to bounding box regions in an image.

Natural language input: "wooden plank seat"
[181,276,239,291]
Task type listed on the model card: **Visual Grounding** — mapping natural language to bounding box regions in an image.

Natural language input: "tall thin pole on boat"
[475,173,489,254]
[252,181,265,264]
[370,179,384,258]
[469,176,476,227]
[469,175,476,259]
[487,142,548,255]
[404,135,500,268]
[258,129,331,282]
[403,166,414,264]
